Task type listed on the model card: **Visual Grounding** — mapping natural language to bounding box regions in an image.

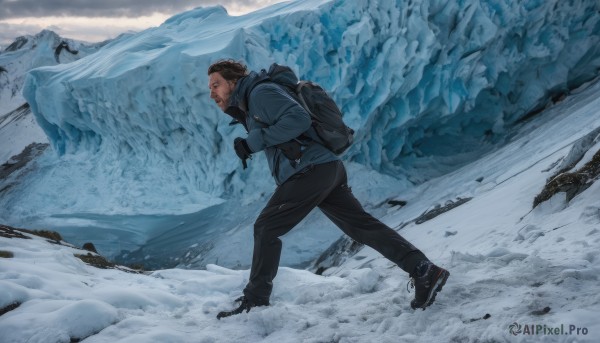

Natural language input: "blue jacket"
[225,71,338,185]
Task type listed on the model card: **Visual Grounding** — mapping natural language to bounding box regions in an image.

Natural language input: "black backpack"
[265,63,354,155]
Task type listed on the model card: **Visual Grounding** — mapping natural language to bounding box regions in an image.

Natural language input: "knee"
[253,219,274,241]
[254,221,283,247]
[253,221,265,239]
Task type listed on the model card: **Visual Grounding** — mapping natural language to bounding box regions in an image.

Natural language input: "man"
[208,59,449,319]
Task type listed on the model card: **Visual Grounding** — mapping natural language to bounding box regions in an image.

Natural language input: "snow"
[0,104,48,165]
[1,74,600,342]
[0,0,600,340]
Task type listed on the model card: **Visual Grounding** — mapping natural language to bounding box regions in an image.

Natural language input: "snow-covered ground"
[1,76,599,343]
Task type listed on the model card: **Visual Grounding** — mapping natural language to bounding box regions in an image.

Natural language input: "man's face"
[208,72,236,112]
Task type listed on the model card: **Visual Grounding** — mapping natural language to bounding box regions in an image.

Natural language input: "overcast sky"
[0,0,285,47]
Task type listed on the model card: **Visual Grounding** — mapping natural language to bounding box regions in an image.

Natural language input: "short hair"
[207,59,248,82]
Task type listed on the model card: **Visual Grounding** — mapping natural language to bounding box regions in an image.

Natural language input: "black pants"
[243,160,428,302]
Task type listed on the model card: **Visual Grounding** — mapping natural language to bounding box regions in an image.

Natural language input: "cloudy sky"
[0,0,285,47]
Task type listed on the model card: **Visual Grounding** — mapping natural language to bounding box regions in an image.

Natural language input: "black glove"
[234,137,252,169]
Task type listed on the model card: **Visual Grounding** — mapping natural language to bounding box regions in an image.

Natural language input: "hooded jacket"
[225,70,338,185]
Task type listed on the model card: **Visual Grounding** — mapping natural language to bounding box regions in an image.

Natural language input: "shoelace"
[406,277,415,293]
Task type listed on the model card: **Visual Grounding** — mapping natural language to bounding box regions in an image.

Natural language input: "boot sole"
[421,268,449,310]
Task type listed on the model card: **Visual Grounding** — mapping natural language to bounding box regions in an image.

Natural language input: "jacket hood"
[225,63,300,122]
[225,71,269,122]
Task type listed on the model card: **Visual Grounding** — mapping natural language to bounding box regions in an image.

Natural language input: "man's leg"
[318,163,449,310]
[317,165,428,275]
[244,161,343,303]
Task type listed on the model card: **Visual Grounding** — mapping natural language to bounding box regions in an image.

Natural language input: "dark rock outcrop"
[0,224,145,274]
[0,302,21,317]
[82,242,99,253]
[54,41,79,63]
[0,140,49,194]
[4,37,28,52]
[311,236,364,274]
[534,149,600,208]
[415,197,473,224]
[0,250,14,258]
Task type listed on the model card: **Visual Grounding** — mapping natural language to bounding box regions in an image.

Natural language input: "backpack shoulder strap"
[295,81,315,117]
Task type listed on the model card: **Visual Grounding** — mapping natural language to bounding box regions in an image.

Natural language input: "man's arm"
[245,83,311,153]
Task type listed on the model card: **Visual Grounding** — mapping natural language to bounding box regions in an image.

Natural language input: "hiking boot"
[408,262,449,310]
[216,296,270,319]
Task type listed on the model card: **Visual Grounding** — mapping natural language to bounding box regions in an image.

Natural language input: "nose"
[210,89,216,99]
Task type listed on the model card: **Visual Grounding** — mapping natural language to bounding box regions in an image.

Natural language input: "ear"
[228,80,237,90]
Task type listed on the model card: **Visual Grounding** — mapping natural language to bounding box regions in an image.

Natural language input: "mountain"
[1,0,600,270]
[0,29,111,164]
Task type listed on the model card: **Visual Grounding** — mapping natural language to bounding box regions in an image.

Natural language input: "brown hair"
[207,59,248,82]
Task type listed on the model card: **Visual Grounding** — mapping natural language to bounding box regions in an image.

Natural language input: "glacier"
[1,0,600,267]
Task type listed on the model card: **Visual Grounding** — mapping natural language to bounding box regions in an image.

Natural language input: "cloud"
[0,0,283,47]
[0,21,41,47]
[0,0,277,20]
[0,15,165,47]
[0,0,202,19]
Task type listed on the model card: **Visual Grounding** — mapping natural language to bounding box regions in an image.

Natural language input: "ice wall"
[18,0,600,215]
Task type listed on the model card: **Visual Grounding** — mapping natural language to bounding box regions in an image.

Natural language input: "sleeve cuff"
[245,129,265,152]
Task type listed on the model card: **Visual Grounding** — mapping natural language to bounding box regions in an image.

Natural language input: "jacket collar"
[224,70,269,123]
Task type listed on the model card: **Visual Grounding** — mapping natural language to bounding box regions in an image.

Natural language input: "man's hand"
[234,137,252,169]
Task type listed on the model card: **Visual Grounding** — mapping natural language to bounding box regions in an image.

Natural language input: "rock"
[82,242,98,253]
